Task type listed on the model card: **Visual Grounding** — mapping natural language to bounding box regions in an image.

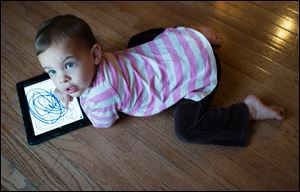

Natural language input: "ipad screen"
[24,79,84,136]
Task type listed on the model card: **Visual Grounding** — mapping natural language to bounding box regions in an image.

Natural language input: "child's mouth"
[66,86,78,94]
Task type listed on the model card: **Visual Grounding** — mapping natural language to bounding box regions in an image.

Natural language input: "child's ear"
[90,44,102,65]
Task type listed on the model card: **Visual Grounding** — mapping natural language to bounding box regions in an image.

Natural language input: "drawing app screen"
[24,79,84,136]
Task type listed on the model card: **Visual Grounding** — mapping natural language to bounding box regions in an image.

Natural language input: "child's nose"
[59,75,71,83]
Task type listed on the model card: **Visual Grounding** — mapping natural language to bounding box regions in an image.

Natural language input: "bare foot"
[199,27,222,45]
[244,95,284,121]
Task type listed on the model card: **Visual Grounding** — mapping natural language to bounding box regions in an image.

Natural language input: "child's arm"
[54,88,73,108]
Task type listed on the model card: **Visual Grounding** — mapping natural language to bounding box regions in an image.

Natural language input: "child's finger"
[69,95,74,102]
[216,33,222,40]
[215,33,222,43]
[64,95,71,109]
[64,99,69,109]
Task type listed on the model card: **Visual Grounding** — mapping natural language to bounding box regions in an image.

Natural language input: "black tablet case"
[16,73,91,145]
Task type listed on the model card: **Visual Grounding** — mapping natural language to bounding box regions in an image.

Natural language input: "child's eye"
[47,70,56,76]
[65,62,74,69]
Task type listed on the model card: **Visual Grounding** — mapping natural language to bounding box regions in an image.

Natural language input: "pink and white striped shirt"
[80,27,218,128]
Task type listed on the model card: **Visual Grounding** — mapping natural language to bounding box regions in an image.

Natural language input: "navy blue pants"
[127,28,250,147]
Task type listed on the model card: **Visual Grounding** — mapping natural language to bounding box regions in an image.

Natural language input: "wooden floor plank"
[250,1,299,23]
[227,1,299,34]
[200,1,298,46]
[1,154,37,191]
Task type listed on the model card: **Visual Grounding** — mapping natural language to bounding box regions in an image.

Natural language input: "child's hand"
[54,88,73,108]
[199,27,222,45]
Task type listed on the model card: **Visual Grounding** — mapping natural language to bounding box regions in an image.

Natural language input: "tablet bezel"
[16,73,91,145]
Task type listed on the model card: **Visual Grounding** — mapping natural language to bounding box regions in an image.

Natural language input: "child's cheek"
[51,78,63,92]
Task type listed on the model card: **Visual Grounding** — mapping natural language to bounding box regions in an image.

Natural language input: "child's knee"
[174,127,200,143]
[175,129,190,143]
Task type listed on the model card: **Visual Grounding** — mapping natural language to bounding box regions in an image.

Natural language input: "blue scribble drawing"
[27,88,67,124]
[24,79,83,136]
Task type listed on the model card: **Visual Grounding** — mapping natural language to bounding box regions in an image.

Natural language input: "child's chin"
[69,91,82,98]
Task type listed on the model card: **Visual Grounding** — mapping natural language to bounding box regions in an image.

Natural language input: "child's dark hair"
[34,14,97,56]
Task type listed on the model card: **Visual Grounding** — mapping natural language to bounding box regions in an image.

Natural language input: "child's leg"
[173,97,250,147]
[127,28,165,48]
[173,95,284,147]
[171,32,284,147]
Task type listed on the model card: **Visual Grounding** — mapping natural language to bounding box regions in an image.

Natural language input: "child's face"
[38,39,101,97]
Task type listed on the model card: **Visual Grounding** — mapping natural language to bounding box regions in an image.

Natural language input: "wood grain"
[1,1,299,190]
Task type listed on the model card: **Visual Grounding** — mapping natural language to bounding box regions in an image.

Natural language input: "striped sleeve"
[81,83,121,128]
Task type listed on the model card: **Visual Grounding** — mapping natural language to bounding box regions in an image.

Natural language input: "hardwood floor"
[1,1,299,190]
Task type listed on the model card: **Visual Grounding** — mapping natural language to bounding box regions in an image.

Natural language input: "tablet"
[16,73,91,145]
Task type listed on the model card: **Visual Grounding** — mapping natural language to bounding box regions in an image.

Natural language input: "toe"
[270,105,285,120]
